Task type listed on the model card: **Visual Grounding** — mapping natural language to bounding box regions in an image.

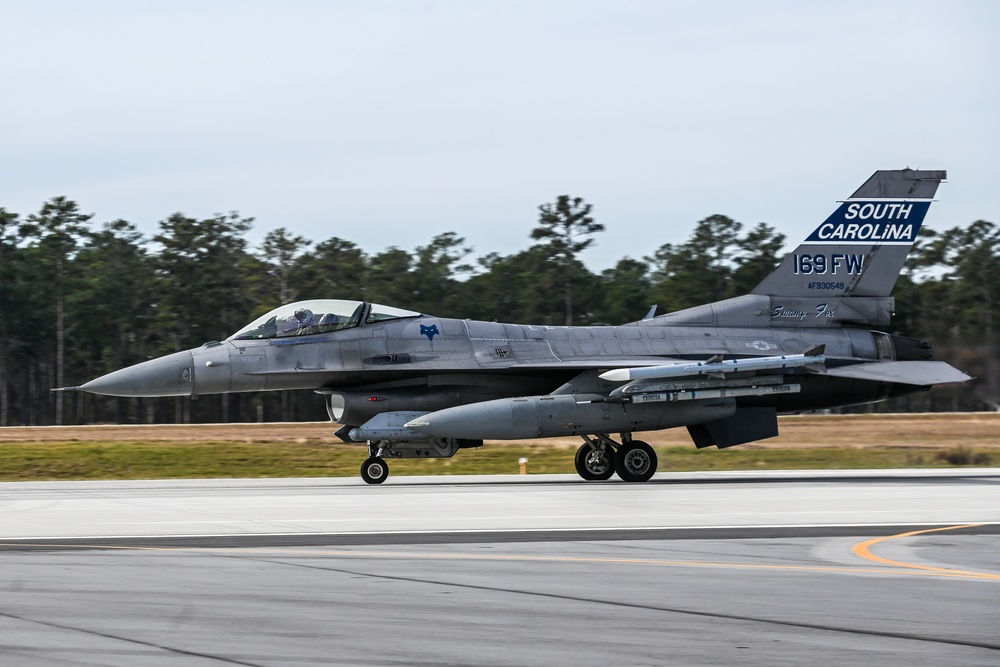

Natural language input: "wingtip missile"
[599,368,634,382]
[599,351,827,384]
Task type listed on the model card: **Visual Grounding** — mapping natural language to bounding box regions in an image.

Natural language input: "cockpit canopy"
[230,300,420,340]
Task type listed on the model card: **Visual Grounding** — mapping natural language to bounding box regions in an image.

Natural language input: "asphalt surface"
[1,470,998,666]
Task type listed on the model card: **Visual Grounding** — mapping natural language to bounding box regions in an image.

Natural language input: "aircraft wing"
[822,360,971,386]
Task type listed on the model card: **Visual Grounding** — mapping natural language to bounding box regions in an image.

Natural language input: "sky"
[2,0,998,272]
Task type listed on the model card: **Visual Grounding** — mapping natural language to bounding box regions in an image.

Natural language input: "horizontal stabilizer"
[823,361,971,386]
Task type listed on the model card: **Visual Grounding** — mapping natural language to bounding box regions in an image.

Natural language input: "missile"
[599,347,825,383]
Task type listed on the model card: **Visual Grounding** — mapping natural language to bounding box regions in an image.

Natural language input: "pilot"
[294,308,314,326]
[293,308,315,334]
[277,308,315,336]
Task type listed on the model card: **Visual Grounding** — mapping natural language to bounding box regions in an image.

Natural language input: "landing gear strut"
[575,434,657,482]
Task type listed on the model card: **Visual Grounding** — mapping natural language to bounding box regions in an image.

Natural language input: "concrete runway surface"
[1,470,998,666]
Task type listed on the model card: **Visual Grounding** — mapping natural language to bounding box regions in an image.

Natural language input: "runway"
[1,470,999,665]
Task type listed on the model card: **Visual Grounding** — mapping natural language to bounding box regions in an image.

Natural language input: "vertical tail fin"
[650,169,945,329]
[753,169,945,299]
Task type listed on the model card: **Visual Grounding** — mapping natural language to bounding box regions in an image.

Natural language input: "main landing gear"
[574,434,658,483]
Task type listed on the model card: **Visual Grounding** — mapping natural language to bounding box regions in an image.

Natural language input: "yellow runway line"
[852,524,1000,580]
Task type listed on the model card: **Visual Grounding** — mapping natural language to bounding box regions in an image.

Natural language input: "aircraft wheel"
[574,443,616,481]
[360,457,389,485]
[614,441,657,482]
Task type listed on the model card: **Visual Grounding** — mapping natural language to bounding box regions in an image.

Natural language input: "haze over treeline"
[0,197,995,426]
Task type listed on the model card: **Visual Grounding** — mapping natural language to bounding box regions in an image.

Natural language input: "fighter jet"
[70,169,970,484]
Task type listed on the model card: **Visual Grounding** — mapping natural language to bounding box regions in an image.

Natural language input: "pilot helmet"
[294,308,313,323]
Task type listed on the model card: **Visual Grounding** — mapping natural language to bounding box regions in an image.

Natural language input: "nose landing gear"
[360,456,389,484]
[360,442,390,485]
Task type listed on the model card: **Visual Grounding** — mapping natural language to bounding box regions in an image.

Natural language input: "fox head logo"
[420,324,439,341]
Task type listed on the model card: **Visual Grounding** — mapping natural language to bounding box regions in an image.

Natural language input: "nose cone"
[80,350,195,397]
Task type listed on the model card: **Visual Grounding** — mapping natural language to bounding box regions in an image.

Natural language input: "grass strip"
[0,441,993,481]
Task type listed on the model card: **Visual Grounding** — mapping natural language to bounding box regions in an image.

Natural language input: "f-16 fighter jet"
[71,169,970,484]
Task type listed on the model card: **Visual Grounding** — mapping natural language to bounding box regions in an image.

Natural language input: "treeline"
[0,196,995,426]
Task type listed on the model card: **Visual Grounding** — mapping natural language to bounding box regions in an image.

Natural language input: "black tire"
[574,443,616,481]
[614,441,657,482]
[360,457,389,485]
